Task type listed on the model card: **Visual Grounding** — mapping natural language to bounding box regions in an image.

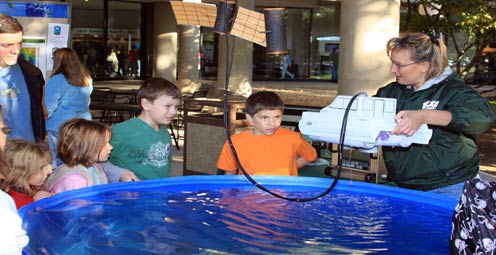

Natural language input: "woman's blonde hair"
[51,48,92,87]
[1,139,51,195]
[57,118,111,168]
[386,33,448,80]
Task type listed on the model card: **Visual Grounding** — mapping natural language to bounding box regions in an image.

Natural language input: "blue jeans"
[331,66,338,81]
[48,131,62,168]
[428,181,466,201]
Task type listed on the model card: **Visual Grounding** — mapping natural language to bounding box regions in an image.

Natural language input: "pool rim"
[18,175,458,216]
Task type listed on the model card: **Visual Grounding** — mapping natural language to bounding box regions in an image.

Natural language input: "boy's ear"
[245,113,253,123]
[140,98,151,110]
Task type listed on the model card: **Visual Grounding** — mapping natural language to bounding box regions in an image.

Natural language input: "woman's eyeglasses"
[391,60,420,69]
[1,127,12,135]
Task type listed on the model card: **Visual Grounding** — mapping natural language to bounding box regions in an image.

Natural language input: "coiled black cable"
[219,1,366,202]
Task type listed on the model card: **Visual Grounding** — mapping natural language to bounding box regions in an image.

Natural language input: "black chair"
[168,124,180,150]
[170,85,211,143]
[90,88,115,122]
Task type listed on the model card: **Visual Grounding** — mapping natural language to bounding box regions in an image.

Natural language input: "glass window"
[70,0,141,80]
[70,0,103,79]
[252,4,340,81]
[311,5,340,81]
[106,1,141,79]
[253,8,311,81]
[200,27,218,81]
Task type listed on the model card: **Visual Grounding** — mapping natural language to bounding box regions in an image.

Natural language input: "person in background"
[105,47,119,78]
[110,77,181,180]
[375,33,495,199]
[0,14,45,142]
[44,48,93,167]
[1,139,53,209]
[217,91,317,176]
[85,46,97,78]
[127,45,139,77]
[280,54,294,79]
[0,106,29,255]
[117,46,127,77]
[328,47,339,81]
[44,119,138,194]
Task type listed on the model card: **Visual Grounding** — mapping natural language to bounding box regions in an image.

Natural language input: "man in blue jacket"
[0,14,45,142]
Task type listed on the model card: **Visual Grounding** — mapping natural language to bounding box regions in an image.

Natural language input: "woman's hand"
[392,110,425,136]
[392,109,452,136]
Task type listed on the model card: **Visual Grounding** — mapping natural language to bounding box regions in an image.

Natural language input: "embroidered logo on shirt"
[0,87,21,97]
[422,100,439,110]
[143,141,170,167]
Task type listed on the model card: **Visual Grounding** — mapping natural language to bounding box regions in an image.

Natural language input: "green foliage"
[490,100,496,115]
[401,0,496,77]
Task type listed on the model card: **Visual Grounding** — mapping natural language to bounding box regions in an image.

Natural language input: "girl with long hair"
[44,48,93,167]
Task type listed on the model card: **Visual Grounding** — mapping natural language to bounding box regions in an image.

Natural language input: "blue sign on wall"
[0,2,69,18]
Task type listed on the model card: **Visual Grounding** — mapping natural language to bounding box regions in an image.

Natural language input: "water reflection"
[22,183,452,254]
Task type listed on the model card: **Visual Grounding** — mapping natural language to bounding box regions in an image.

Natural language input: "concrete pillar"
[287,10,309,78]
[214,0,255,98]
[177,0,201,94]
[177,26,201,93]
[338,0,400,96]
[154,2,177,82]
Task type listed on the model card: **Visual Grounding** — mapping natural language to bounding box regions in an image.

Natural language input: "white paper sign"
[46,23,70,70]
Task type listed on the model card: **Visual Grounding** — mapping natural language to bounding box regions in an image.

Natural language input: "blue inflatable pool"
[19,176,457,255]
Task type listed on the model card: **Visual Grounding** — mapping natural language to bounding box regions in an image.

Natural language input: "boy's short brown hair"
[244,91,284,116]
[137,77,181,109]
[57,118,111,168]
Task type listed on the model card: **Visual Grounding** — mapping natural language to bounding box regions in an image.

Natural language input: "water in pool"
[20,176,455,255]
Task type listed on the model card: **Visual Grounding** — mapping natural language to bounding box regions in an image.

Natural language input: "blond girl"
[1,139,53,209]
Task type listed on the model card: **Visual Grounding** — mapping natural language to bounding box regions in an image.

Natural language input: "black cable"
[337,92,368,167]
[220,2,366,202]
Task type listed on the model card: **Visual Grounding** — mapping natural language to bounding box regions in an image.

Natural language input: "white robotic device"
[298,95,433,152]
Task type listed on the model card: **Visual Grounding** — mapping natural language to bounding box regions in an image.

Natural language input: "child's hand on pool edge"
[119,170,140,182]
[33,190,54,201]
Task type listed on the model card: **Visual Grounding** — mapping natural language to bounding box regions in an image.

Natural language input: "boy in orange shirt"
[217,91,317,176]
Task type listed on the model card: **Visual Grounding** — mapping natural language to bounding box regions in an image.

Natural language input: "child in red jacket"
[1,139,53,209]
